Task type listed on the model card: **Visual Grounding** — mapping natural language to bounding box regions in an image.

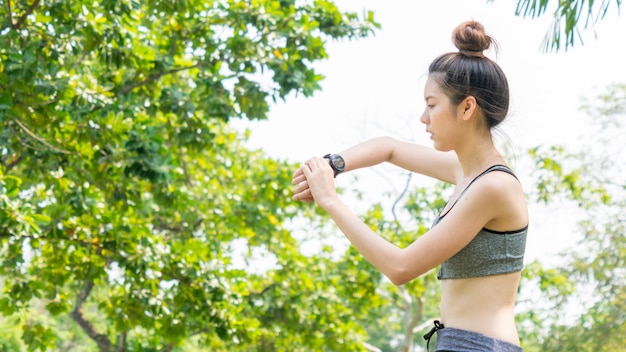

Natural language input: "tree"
[356,179,447,352]
[517,83,626,350]
[511,0,624,51]
[0,0,380,350]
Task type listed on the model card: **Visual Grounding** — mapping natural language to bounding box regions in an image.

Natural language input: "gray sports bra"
[433,165,528,280]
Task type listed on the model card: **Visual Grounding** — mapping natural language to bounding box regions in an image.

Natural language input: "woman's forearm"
[338,136,459,184]
[338,136,397,172]
[322,197,408,285]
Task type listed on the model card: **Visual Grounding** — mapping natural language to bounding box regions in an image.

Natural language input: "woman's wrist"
[323,153,346,177]
[318,194,343,214]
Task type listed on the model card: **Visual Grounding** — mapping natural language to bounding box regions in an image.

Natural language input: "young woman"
[292,21,528,352]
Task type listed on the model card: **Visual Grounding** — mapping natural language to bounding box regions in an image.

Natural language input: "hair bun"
[452,21,492,56]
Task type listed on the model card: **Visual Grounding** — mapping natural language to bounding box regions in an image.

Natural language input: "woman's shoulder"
[467,169,528,230]
[478,167,524,198]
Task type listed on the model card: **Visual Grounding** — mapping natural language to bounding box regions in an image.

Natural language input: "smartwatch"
[323,154,345,177]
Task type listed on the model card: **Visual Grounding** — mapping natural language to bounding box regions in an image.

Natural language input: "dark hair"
[428,21,509,129]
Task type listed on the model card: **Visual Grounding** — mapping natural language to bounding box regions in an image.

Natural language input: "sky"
[232,0,626,265]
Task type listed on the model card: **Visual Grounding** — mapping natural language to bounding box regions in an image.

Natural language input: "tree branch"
[11,116,74,154]
[8,122,46,152]
[362,342,382,352]
[413,319,437,335]
[399,285,415,352]
[179,149,193,187]
[156,218,204,236]
[161,344,174,352]
[11,0,41,30]
[4,154,25,173]
[0,228,104,250]
[117,64,201,96]
[392,172,412,226]
[5,0,14,29]
[248,283,277,298]
[70,280,113,352]
[114,332,126,352]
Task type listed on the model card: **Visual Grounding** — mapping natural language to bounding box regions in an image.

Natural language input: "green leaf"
[1,176,22,198]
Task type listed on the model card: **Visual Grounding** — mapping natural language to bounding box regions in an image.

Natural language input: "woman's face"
[420,77,462,151]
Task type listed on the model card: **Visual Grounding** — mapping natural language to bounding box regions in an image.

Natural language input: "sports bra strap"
[438,164,517,219]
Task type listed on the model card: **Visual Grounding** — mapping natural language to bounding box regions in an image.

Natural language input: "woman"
[292,21,528,352]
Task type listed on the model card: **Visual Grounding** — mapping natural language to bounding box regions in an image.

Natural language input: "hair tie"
[460,50,484,58]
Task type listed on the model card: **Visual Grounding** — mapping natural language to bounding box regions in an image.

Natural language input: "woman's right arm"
[292,137,460,202]
[340,136,460,184]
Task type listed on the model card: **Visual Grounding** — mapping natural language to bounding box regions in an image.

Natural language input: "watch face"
[331,155,345,170]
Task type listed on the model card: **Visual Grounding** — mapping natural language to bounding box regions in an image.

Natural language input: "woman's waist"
[439,275,520,345]
[440,272,520,310]
[440,288,517,318]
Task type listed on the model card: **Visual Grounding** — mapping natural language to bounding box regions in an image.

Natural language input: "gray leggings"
[435,327,523,352]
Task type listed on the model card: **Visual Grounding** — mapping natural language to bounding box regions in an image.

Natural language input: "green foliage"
[352,181,447,351]
[0,0,379,350]
[512,0,623,51]
[581,83,626,127]
[519,84,626,350]
[0,316,26,352]
[527,145,610,208]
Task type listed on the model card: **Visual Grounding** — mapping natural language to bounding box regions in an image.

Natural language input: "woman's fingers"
[303,157,331,175]
[293,187,314,202]
[293,179,309,194]
[292,173,306,185]
[292,168,305,184]
[292,157,334,204]
[292,167,313,202]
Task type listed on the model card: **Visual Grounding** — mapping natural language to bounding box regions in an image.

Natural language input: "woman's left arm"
[299,157,510,285]
[299,157,407,284]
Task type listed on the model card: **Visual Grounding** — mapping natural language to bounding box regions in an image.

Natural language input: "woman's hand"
[292,157,339,208]
[291,166,314,203]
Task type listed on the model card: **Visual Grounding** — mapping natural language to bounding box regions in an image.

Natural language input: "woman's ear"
[458,96,478,121]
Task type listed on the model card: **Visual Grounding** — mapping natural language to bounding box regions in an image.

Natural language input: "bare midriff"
[439,271,522,346]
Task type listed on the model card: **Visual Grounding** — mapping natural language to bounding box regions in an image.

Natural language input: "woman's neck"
[455,134,503,178]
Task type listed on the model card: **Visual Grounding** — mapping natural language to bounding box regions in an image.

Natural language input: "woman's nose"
[420,110,428,124]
